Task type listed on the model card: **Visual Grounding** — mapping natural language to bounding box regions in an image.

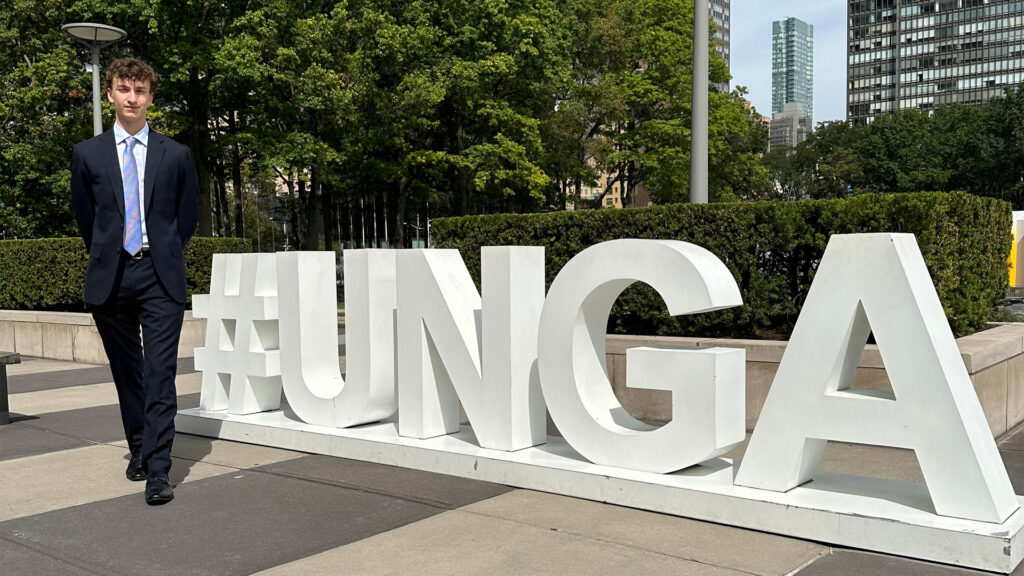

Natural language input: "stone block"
[698,338,787,363]
[72,325,108,365]
[850,367,892,391]
[35,312,93,326]
[13,322,42,357]
[604,334,703,355]
[0,310,37,322]
[0,321,14,352]
[959,333,1024,373]
[857,344,885,369]
[41,323,75,362]
[972,361,1009,438]
[1007,354,1024,432]
[746,362,777,431]
[178,318,206,358]
[609,352,672,425]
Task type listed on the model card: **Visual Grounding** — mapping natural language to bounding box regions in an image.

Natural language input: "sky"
[729,0,848,124]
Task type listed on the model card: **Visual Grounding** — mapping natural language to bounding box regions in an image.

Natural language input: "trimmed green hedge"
[432,192,1011,338]
[0,237,252,310]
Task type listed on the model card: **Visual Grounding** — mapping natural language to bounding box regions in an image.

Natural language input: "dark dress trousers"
[71,128,199,476]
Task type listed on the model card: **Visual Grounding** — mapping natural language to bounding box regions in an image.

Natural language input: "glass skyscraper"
[772,17,815,123]
[848,0,1024,125]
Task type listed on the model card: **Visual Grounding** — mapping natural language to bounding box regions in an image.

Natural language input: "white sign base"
[177,407,1024,573]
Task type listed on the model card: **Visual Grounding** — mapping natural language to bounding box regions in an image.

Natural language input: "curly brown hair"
[105,58,159,93]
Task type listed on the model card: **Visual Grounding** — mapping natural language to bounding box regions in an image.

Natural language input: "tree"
[562,0,768,206]
[539,0,630,210]
[985,85,1024,207]
[0,0,93,238]
[855,109,951,194]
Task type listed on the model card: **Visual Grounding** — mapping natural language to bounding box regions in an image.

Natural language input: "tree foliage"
[763,87,1024,206]
[2,0,772,246]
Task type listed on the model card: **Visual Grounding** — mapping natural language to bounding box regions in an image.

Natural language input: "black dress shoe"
[126,451,147,481]
[145,474,174,505]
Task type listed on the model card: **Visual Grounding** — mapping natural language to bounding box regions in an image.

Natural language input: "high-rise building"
[848,0,1024,126]
[712,0,732,76]
[772,17,815,124]
[770,102,813,150]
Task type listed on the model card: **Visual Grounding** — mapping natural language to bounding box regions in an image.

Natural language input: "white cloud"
[728,0,847,124]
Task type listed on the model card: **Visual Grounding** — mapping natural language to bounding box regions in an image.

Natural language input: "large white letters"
[275,250,398,428]
[194,253,282,415]
[734,234,1019,523]
[396,247,546,451]
[537,239,746,473]
[186,235,1024,572]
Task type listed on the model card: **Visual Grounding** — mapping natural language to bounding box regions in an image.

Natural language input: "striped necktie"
[122,136,143,255]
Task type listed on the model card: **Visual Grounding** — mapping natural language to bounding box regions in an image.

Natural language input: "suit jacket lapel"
[102,130,125,218]
[145,131,166,218]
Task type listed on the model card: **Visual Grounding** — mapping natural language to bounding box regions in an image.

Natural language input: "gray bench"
[0,352,20,425]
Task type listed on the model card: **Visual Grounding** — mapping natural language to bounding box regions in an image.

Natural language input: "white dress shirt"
[113,121,150,249]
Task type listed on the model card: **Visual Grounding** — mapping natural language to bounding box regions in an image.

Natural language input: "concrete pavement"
[4,353,1024,575]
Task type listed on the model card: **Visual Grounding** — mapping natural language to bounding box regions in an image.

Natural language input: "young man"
[71,58,199,505]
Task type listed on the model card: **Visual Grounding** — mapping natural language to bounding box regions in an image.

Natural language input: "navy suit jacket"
[71,129,199,305]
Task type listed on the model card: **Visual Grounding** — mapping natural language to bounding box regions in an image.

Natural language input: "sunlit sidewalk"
[2,355,1023,575]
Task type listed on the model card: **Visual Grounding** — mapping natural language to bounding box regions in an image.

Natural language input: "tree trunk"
[339,196,351,250]
[393,176,408,249]
[185,72,213,236]
[456,117,469,215]
[371,191,380,247]
[219,158,232,234]
[321,181,336,253]
[211,164,224,237]
[229,110,245,239]
[302,169,321,250]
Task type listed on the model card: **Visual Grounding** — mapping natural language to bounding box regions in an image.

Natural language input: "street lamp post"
[254,187,262,252]
[62,23,127,137]
[690,0,709,204]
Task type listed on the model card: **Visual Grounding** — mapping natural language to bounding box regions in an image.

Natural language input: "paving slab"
[256,507,748,576]
[1,470,442,576]
[8,381,125,415]
[0,535,100,576]
[111,434,306,470]
[7,369,112,394]
[1002,425,1024,452]
[464,490,827,576]
[1000,449,1024,495]
[7,358,195,393]
[0,444,233,522]
[8,372,201,416]
[11,394,200,444]
[725,436,925,483]
[0,423,90,461]
[794,549,1013,575]
[4,358,90,376]
[253,454,511,509]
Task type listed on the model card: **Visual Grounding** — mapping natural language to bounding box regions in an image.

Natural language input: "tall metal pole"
[254,188,262,252]
[91,46,102,136]
[690,0,710,204]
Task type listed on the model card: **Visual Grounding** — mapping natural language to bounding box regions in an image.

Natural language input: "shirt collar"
[114,122,149,147]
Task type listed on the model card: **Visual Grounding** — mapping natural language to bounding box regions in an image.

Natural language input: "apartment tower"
[772,17,815,148]
[773,17,815,121]
[848,0,1024,125]
[712,0,732,78]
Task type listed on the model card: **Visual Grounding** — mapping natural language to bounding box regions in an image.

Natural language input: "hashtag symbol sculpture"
[193,253,282,415]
